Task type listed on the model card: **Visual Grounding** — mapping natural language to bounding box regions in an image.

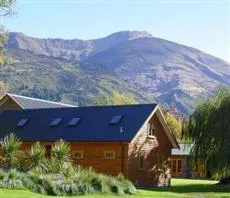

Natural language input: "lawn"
[0,178,229,198]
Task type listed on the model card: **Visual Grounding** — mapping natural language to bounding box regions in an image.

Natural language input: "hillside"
[0,48,153,106]
[2,31,230,114]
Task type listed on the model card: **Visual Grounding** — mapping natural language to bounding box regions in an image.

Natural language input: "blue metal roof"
[171,143,194,156]
[0,104,157,142]
[6,94,76,109]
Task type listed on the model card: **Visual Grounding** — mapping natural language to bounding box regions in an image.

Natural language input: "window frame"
[171,158,183,174]
[104,151,116,159]
[148,123,155,137]
[73,151,84,159]
[138,154,145,170]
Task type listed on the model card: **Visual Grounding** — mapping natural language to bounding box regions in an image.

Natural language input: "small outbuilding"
[171,144,207,178]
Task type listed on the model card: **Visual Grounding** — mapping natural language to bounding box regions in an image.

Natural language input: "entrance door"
[171,158,182,177]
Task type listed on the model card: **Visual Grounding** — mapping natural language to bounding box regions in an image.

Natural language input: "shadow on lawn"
[141,184,230,193]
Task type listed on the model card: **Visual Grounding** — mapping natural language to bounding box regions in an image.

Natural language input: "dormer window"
[148,123,155,137]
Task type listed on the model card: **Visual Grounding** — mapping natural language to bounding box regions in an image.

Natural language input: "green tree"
[95,91,137,105]
[0,0,16,65]
[0,133,22,168]
[182,87,230,179]
[165,112,182,141]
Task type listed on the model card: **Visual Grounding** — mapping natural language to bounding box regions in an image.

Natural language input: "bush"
[22,172,46,195]
[0,169,24,189]
[0,167,136,196]
[0,169,5,180]
[8,169,18,180]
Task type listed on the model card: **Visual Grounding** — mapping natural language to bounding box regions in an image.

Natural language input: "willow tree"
[182,88,230,179]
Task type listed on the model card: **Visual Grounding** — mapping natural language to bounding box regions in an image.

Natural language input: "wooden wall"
[21,141,129,176]
[128,110,173,187]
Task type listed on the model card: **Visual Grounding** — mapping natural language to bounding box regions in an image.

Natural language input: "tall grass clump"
[0,133,22,169]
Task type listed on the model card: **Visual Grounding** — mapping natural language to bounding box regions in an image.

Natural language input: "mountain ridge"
[3,31,230,114]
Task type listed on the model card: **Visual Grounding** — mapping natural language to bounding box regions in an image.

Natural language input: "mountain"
[2,31,230,114]
[1,48,154,106]
[7,31,152,60]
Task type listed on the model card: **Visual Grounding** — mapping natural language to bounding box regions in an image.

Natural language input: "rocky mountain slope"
[3,31,230,114]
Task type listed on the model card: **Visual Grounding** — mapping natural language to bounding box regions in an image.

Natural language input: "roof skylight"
[110,115,123,125]
[68,117,81,126]
[50,118,63,127]
[16,118,29,127]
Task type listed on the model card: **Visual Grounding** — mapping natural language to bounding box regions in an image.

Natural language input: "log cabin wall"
[21,141,129,176]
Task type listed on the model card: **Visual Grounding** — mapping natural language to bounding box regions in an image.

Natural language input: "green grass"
[0,178,229,198]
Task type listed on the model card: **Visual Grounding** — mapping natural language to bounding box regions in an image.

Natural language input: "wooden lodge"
[0,94,179,187]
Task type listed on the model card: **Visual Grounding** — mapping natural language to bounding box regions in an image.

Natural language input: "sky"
[2,0,230,62]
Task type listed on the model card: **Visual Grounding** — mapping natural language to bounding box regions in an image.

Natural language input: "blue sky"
[3,0,230,62]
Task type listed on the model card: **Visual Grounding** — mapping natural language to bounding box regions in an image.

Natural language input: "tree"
[0,0,16,65]
[0,133,22,168]
[182,87,230,179]
[165,112,182,141]
[95,91,137,105]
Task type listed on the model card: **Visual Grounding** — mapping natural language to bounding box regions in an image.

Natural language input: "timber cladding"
[128,112,172,187]
[21,141,129,176]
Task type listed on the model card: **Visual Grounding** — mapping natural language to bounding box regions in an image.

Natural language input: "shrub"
[0,169,24,189]
[7,169,18,180]
[52,139,71,172]
[91,176,104,192]
[22,171,46,195]
[0,169,5,180]
[26,142,45,170]
[0,133,22,169]
[42,175,60,196]
[116,173,136,194]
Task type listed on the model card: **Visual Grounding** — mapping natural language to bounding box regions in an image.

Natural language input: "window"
[138,154,145,170]
[45,145,52,159]
[73,151,84,159]
[148,123,155,136]
[50,118,62,127]
[104,151,116,159]
[16,118,29,127]
[68,117,81,126]
[110,115,123,125]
